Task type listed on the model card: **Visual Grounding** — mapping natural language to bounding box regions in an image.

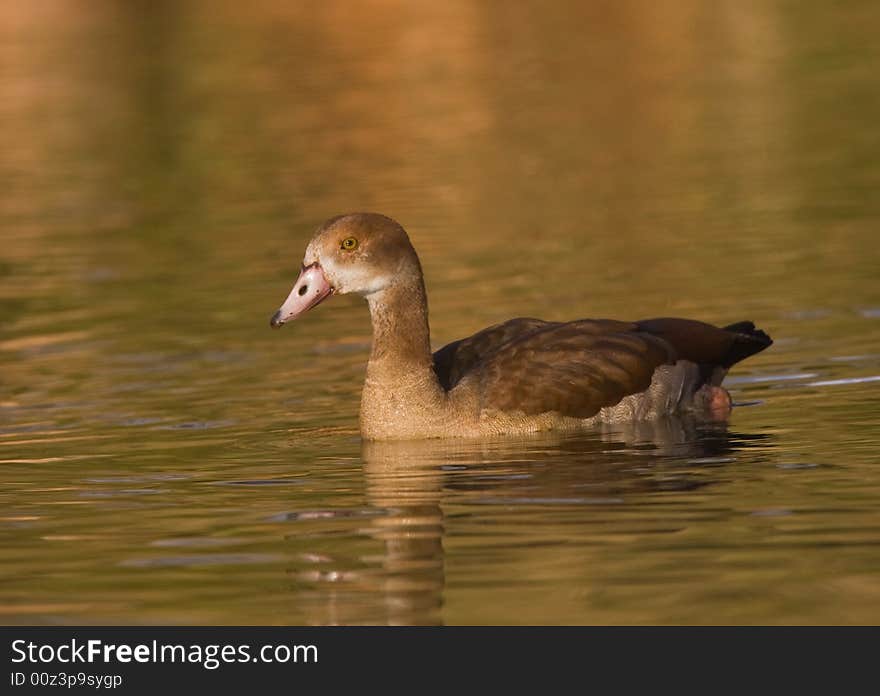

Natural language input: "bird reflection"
[302,415,766,625]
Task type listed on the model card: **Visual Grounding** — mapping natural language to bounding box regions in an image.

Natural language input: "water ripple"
[120,553,283,568]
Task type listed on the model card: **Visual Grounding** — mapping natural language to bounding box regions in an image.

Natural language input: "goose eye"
[341,237,358,251]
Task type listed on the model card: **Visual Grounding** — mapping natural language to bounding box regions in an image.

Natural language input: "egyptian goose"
[270,213,772,440]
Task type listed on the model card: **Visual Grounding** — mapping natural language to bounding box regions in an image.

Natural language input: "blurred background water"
[1,0,879,624]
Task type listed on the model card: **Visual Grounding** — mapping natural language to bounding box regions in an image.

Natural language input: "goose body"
[271,213,772,440]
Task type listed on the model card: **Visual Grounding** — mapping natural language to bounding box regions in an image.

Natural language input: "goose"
[270,213,772,440]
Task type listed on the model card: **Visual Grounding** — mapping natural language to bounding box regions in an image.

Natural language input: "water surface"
[2,0,879,624]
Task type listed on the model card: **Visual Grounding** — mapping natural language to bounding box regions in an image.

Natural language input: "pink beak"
[270,262,334,328]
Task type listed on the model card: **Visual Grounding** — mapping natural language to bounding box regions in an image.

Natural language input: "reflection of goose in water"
[298,418,768,625]
[270,213,772,440]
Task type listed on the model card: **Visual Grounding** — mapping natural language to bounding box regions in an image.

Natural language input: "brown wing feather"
[432,317,558,390]
[635,318,772,368]
[472,320,677,419]
[436,315,771,419]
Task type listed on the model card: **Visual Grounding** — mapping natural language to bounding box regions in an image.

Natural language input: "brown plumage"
[433,316,770,421]
[270,213,773,440]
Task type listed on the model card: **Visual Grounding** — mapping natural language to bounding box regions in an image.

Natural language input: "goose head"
[270,213,421,327]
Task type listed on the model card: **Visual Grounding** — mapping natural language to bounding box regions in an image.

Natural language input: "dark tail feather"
[721,321,773,367]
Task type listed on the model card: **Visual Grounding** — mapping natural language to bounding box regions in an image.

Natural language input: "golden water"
[2,1,879,624]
